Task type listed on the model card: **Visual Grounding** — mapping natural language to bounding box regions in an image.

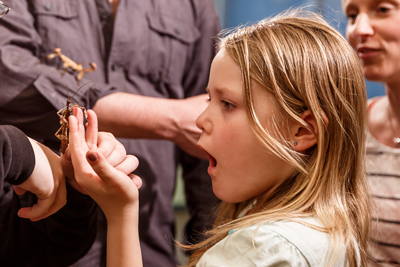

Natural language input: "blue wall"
[214,0,385,99]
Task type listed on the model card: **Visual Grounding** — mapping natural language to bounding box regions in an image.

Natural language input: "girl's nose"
[352,14,374,40]
[196,106,212,134]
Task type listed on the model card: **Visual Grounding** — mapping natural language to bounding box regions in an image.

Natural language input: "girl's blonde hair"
[181,9,370,267]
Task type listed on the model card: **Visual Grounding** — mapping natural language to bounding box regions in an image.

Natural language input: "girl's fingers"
[114,155,139,175]
[129,173,142,189]
[72,107,85,140]
[85,109,98,150]
[102,141,127,167]
[69,110,92,175]
[86,150,130,187]
[97,132,117,159]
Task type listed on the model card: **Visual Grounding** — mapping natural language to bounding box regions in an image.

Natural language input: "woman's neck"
[368,83,400,148]
[386,83,400,120]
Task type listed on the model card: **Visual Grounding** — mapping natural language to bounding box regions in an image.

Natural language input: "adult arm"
[93,93,209,158]
[0,125,66,220]
[0,1,207,158]
[92,0,219,159]
[0,125,97,266]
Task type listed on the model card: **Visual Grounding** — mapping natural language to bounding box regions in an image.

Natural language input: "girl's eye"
[221,100,235,110]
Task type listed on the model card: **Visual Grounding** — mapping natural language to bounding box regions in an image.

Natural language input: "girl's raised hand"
[68,107,141,223]
[69,107,143,267]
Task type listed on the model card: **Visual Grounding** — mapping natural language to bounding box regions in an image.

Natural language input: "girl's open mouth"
[198,145,217,169]
[208,153,217,167]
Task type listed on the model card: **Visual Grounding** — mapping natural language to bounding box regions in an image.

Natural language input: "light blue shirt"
[197,217,357,267]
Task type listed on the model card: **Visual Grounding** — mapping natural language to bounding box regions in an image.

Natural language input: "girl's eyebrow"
[206,87,229,95]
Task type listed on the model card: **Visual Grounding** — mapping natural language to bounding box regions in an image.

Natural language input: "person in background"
[0,4,92,266]
[0,1,220,266]
[344,0,400,265]
[69,10,371,267]
[0,123,95,267]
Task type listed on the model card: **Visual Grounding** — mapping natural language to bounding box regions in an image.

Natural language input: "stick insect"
[55,82,93,153]
[42,48,97,82]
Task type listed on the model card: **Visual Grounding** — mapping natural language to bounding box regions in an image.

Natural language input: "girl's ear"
[289,110,321,152]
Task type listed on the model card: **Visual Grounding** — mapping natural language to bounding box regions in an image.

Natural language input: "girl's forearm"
[106,214,142,267]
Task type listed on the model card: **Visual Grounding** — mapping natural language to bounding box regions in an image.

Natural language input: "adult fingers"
[17,175,68,221]
[17,197,53,220]
[60,150,75,181]
[29,178,67,221]
[12,185,27,195]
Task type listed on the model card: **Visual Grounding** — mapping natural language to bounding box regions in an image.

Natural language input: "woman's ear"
[289,110,320,152]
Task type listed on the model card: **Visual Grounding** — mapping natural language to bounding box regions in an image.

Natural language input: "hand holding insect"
[61,107,139,195]
[55,82,91,154]
[69,107,143,267]
[68,107,141,214]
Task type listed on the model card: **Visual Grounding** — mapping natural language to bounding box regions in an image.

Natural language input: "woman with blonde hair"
[344,0,400,265]
[68,9,370,267]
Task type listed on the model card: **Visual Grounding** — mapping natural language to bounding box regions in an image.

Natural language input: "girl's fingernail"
[87,152,98,162]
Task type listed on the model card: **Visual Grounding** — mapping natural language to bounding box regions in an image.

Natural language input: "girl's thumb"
[86,151,98,162]
[86,150,116,184]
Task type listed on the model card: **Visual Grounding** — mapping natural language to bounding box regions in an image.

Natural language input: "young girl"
[69,9,370,267]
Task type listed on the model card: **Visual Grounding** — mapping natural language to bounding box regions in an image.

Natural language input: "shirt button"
[111,63,120,71]
[100,12,109,21]
[44,3,52,11]
[174,27,181,35]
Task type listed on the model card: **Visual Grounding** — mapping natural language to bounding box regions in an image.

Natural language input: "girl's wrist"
[104,204,139,226]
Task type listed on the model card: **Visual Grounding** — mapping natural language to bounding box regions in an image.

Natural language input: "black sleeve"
[0,125,35,186]
[0,125,97,267]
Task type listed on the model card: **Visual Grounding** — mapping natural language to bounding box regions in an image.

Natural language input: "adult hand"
[68,107,141,223]
[62,110,136,194]
[13,139,67,221]
[171,94,209,159]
